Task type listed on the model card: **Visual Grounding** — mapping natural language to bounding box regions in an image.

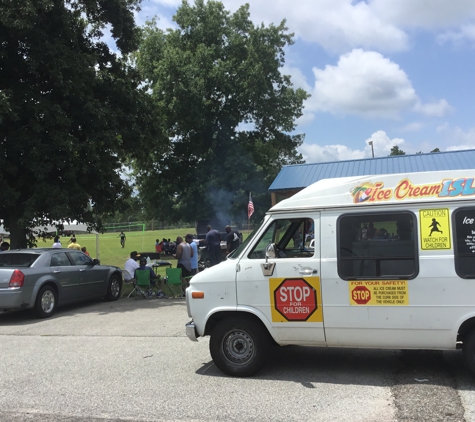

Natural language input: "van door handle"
[53,270,61,274]
[299,268,318,276]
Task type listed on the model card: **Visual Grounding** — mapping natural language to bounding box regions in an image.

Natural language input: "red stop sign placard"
[352,286,371,304]
[274,278,317,321]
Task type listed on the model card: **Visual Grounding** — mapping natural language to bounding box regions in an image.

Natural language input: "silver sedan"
[0,248,122,318]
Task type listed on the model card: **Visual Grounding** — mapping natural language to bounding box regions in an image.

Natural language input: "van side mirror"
[265,243,277,259]
[93,258,100,265]
[262,243,276,276]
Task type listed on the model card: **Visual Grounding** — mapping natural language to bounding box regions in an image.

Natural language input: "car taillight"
[9,270,25,287]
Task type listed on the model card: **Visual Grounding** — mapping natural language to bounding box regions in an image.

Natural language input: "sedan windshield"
[0,253,40,267]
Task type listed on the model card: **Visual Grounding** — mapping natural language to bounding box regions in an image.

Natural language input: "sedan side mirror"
[93,258,100,266]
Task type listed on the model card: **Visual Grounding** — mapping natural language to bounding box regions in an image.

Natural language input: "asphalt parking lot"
[1,297,475,422]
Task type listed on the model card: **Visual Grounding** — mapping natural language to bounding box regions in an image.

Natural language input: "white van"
[185,170,475,377]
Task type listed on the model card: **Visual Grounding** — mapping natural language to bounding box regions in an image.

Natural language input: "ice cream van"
[185,169,475,377]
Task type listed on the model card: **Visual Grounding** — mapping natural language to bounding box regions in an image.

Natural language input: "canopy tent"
[33,221,101,261]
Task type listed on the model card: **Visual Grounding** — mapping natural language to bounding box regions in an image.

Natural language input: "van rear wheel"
[463,330,475,374]
[210,316,270,377]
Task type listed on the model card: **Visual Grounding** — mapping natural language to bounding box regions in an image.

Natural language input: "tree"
[0,0,163,247]
[389,146,406,156]
[431,148,440,153]
[134,0,309,223]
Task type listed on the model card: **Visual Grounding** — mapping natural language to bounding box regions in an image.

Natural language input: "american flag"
[248,192,254,219]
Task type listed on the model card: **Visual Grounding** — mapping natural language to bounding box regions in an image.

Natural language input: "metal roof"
[268,149,475,192]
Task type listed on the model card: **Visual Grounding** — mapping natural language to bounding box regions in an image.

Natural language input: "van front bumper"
[185,320,199,342]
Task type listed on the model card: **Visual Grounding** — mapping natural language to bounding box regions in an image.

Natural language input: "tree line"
[0,0,308,247]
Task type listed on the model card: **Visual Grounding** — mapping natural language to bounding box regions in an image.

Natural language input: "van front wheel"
[210,316,270,377]
[463,330,475,374]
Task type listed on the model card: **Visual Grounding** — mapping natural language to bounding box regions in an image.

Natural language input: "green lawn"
[38,228,196,277]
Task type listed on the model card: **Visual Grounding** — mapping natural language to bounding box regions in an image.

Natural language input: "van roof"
[270,169,475,212]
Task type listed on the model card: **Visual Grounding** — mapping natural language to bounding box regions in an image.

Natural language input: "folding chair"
[121,270,136,298]
[133,269,158,299]
[165,267,190,298]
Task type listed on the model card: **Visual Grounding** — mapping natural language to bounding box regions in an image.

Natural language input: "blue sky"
[129,0,475,163]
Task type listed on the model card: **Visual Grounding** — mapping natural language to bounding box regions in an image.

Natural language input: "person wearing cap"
[186,234,199,275]
[124,251,140,279]
[134,256,166,298]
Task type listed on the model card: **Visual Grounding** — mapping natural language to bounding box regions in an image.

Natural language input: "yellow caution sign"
[419,209,451,250]
[349,280,409,306]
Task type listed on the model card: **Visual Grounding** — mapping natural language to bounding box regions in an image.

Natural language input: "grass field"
[38,228,196,277]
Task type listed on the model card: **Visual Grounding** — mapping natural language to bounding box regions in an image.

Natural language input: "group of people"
[52,235,90,256]
[155,238,177,256]
[122,225,242,298]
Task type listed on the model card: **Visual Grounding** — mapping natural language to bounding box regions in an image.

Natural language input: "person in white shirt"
[124,251,140,279]
[52,236,62,248]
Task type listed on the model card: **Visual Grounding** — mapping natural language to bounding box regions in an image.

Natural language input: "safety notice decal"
[349,280,409,306]
[419,208,451,250]
[269,277,323,323]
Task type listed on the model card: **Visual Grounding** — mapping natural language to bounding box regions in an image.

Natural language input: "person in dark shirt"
[225,225,240,254]
[205,225,222,266]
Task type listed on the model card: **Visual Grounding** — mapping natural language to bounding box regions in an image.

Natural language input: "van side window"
[248,218,314,259]
[337,212,418,279]
[453,208,475,278]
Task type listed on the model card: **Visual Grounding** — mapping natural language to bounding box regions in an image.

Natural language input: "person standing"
[67,237,81,250]
[225,225,240,255]
[174,236,193,295]
[52,236,62,248]
[205,225,222,266]
[186,234,199,275]
[119,231,126,248]
[81,246,90,256]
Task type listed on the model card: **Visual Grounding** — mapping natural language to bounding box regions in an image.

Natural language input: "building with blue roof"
[268,149,475,206]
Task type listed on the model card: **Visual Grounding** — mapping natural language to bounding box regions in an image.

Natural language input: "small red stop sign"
[274,278,317,321]
[352,286,371,304]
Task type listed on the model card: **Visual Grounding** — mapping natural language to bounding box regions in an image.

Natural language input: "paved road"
[0,298,475,421]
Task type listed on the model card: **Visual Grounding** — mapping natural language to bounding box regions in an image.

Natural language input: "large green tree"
[0,0,162,247]
[134,0,309,223]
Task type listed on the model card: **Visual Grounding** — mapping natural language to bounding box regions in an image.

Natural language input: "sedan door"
[50,252,81,302]
[67,251,108,298]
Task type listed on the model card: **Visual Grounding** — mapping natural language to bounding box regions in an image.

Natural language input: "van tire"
[463,330,475,374]
[210,316,270,377]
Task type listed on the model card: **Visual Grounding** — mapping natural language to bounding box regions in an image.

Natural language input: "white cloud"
[307,49,417,118]
[400,122,424,132]
[413,99,454,117]
[444,127,475,150]
[370,0,475,28]
[299,130,406,163]
[303,50,453,120]
[144,0,475,53]
[299,143,365,163]
[221,0,408,53]
[437,24,475,47]
[365,130,406,157]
